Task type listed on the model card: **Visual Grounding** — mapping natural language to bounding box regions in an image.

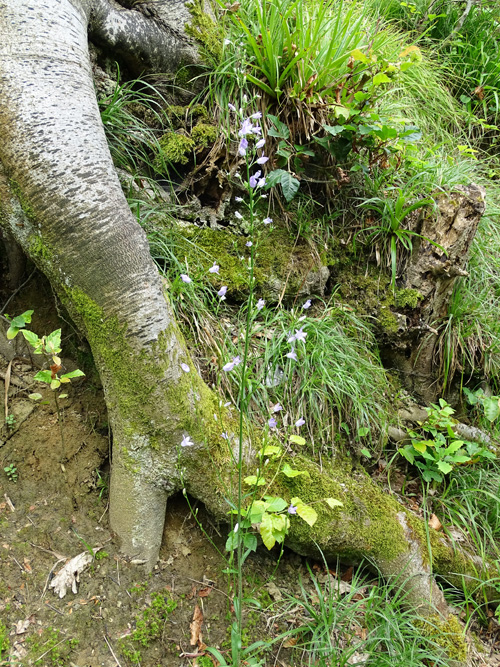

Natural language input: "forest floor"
[1,354,500,667]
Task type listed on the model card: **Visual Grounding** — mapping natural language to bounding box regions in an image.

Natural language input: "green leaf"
[6,326,19,340]
[59,393,68,399]
[360,448,372,458]
[373,73,391,86]
[358,427,370,437]
[289,434,306,446]
[443,440,465,455]
[325,498,343,509]
[244,475,266,486]
[34,370,52,384]
[45,329,62,354]
[225,530,239,551]
[258,445,281,458]
[249,500,266,524]
[267,114,290,139]
[483,397,500,422]
[291,498,318,526]
[260,513,276,550]
[412,440,429,453]
[323,124,344,136]
[333,105,350,120]
[279,171,300,202]
[436,460,453,475]
[20,329,40,347]
[263,496,287,513]
[281,463,309,478]
[29,393,43,401]
[350,48,370,64]
[243,533,258,552]
[50,379,61,390]
[60,369,85,380]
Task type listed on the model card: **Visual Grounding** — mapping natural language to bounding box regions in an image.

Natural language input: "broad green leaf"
[249,500,266,524]
[225,530,239,551]
[350,48,370,64]
[59,394,68,399]
[29,393,43,401]
[20,329,39,347]
[483,397,500,422]
[444,440,465,455]
[243,533,258,552]
[333,105,350,120]
[60,377,71,383]
[34,370,52,384]
[360,448,372,458]
[437,460,453,475]
[260,513,276,550]
[60,369,85,380]
[323,124,344,136]
[6,326,19,340]
[281,463,308,478]
[289,434,306,446]
[358,427,370,437]
[258,445,281,457]
[244,475,266,486]
[50,379,61,390]
[279,171,300,202]
[373,73,391,86]
[399,445,414,464]
[263,496,287,513]
[267,114,290,139]
[325,498,343,509]
[412,440,428,453]
[45,329,62,354]
[271,513,287,532]
[291,498,317,527]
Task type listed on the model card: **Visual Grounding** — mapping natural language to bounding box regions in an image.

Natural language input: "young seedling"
[4,463,18,482]
[6,310,85,455]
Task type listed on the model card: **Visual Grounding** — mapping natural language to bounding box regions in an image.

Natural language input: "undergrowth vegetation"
[91,0,500,663]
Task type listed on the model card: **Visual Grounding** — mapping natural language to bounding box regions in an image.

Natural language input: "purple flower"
[238,137,248,156]
[209,262,220,274]
[268,417,277,429]
[252,125,262,136]
[288,504,297,515]
[255,138,266,149]
[249,170,262,188]
[228,103,237,112]
[250,111,262,119]
[221,431,230,440]
[257,177,266,188]
[256,155,269,165]
[218,285,228,298]
[295,417,305,427]
[286,350,298,361]
[223,356,242,372]
[263,217,273,225]
[302,299,312,309]
[235,196,244,202]
[181,363,190,373]
[235,211,243,220]
[246,241,253,247]
[256,298,265,311]
[238,118,255,137]
[272,403,282,413]
[180,274,192,284]
[294,327,307,343]
[224,401,231,407]
[181,435,194,447]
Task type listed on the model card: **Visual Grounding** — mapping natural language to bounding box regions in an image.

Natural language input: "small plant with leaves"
[4,413,16,430]
[4,463,18,483]
[399,398,496,484]
[5,310,85,452]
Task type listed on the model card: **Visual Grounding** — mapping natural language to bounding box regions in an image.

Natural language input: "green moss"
[119,592,177,661]
[186,0,225,65]
[395,288,423,309]
[170,224,315,300]
[191,122,217,149]
[155,132,195,166]
[415,614,467,663]
[26,628,79,666]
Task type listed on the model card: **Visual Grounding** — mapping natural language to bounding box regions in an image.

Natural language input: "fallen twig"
[104,634,123,667]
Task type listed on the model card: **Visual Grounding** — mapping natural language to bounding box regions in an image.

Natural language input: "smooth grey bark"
[0,0,491,629]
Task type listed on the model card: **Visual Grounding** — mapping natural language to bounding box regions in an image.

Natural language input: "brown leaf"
[283,637,298,648]
[190,604,203,646]
[341,566,353,582]
[429,514,442,531]
[198,587,212,598]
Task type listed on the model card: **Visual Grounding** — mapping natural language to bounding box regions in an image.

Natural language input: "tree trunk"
[0,0,492,626]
